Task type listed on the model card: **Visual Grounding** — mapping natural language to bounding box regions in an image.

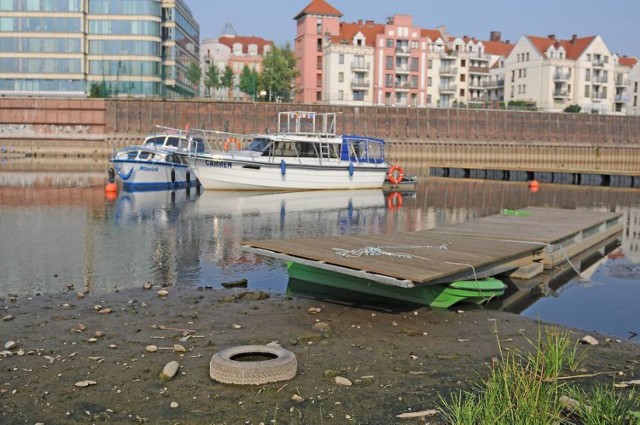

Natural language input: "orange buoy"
[105,182,117,193]
[529,180,539,193]
[105,190,117,201]
[387,165,405,185]
[386,192,403,210]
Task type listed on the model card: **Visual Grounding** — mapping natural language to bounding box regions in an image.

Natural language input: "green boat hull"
[286,262,506,309]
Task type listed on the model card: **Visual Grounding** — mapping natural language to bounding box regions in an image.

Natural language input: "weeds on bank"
[438,325,640,424]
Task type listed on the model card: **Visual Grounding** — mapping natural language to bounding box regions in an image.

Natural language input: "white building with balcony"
[505,34,616,113]
[322,20,381,105]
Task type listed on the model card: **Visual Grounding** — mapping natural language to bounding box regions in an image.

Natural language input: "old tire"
[209,345,297,385]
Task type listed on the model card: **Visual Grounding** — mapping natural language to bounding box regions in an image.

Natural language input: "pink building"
[294,0,342,104]
[294,0,442,106]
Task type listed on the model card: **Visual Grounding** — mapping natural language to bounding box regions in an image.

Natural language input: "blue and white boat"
[110,145,196,190]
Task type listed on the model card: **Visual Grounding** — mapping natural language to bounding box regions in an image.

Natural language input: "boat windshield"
[248,138,272,153]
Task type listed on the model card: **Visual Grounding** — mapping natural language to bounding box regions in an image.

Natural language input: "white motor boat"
[110,145,196,190]
[188,111,393,191]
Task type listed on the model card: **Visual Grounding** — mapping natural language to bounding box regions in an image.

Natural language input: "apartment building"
[626,58,640,116]
[504,34,617,113]
[0,0,199,98]
[616,56,637,115]
[200,34,272,100]
[295,0,515,108]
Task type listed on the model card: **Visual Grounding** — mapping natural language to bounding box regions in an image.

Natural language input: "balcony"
[616,78,631,87]
[439,50,459,59]
[591,92,607,101]
[553,89,569,98]
[316,80,322,87]
[439,84,457,93]
[350,79,369,89]
[469,65,489,74]
[592,59,605,67]
[553,72,571,81]
[468,80,485,89]
[468,52,491,61]
[395,45,411,56]
[483,78,504,88]
[394,81,411,91]
[615,94,631,103]
[439,66,457,76]
[351,61,370,71]
[395,65,410,74]
[592,75,608,85]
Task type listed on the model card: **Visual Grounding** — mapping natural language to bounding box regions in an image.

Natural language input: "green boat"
[286,262,506,309]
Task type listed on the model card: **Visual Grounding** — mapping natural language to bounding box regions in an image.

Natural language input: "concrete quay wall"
[1,98,639,176]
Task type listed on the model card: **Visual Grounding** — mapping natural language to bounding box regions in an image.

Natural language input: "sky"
[186,0,640,59]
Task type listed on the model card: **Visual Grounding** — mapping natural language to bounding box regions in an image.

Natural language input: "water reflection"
[1,168,640,340]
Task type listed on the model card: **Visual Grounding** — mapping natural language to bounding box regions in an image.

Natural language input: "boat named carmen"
[187,111,399,191]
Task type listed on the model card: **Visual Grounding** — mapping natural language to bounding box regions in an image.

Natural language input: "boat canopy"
[340,136,386,164]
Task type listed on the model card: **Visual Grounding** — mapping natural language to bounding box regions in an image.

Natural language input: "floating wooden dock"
[243,207,622,289]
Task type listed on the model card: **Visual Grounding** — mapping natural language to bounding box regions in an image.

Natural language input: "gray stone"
[160,361,180,381]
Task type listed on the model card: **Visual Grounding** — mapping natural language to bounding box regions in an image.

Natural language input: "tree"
[239,65,259,100]
[221,65,235,99]
[261,43,298,102]
[186,62,202,95]
[564,104,582,113]
[204,63,221,97]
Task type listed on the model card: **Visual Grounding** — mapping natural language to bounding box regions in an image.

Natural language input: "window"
[338,90,343,100]
[427,94,432,104]
[338,72,344,82]
[339,54,344,64]
[518,69,522,78]
[410,75,418,88]
[385,56,393,70]
[316,56,322,70]
[585,85,590,97]
[461,59,466,67]
[427,77,432,87]
[460,88,465,96]
[356,39,362,47]
[585,69,591,81]
[634,96,637,107]
[316,18,322,34]
[522,84,526,94]
[353,91,364,101]
[427,59,432,69]
[523,69,526,78]
[460,74,466,82]
[386,39,394,48]
[385,74,393,88]
[587,54,591,61]
[526,52,529,61]
[316,91,322,101]
[410,57,418,71]
[635,82,638,93]
[411,40,419,49]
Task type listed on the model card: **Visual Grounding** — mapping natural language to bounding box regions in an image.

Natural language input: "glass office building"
[0,0,199,98]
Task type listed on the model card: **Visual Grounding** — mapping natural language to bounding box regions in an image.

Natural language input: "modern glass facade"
[0,0,199,98]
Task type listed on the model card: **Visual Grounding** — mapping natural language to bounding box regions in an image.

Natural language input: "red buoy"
[105,182,117,193]
[529,180,540,193]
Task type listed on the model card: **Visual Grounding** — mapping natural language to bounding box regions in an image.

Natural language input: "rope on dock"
[332,238,451,259]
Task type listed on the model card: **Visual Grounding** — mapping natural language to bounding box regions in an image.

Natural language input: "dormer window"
[233,43,242,55]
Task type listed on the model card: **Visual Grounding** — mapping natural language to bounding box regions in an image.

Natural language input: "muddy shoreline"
[1,286,639,424]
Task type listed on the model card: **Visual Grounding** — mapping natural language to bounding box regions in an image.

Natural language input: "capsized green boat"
[286,262,506,309]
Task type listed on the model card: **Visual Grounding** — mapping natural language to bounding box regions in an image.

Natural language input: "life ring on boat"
[386,192,403,210]
[387,165,404,185]
[209,345,297,385]
[223,137,241,152]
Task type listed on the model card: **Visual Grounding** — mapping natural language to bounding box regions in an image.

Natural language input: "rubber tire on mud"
[209,345,297,385]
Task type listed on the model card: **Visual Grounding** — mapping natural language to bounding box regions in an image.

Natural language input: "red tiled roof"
[218,35,273,55]
[619,56,638,67]
[526,35,596,60]
[294,0,342,20]
[421,29,444,42]
[483,40,514,57]
[331,21,384,47]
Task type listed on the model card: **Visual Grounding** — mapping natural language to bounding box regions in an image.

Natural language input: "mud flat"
[1,286,639,424]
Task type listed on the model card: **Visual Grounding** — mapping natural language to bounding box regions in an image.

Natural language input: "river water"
[1,159,639,342]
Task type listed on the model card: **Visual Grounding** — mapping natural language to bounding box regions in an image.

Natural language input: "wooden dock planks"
[243,207,622,287]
